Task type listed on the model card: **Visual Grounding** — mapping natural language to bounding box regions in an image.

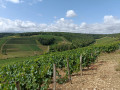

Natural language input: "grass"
[94,37,119,45]
[1,37,42,56]
[1,34,120,68]
[4,44,41,51]
[6,37,37,44]
[0,35,64,59]
[0,37,10,51]
[0,35,69,66]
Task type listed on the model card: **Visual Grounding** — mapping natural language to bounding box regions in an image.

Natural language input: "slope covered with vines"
[0,37,119,89]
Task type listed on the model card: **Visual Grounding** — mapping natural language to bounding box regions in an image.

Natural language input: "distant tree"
[38,37,55,45]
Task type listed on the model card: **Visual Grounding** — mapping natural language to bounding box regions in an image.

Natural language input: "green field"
[0,35,66,59]
[0,35,119,67]
[0,35,66,67]
[4,38,41,51]
[94,37,119,45]
[0,37,42,57]
[0,32,120,65]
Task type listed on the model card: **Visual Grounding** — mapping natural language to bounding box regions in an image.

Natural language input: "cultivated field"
[1,32,120,89]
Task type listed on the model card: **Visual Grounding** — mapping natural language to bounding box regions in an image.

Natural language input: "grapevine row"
[0,41,120,89]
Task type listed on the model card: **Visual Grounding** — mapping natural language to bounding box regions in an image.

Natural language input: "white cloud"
[66,10,77,17]
[0,18,38,32]
[104,15,120,24]
[0,0,23,8]
[80,22,87,28]
[1,15,120,34]
[59,18,65,21]
[6,0,20,3]
[0,0,42,8]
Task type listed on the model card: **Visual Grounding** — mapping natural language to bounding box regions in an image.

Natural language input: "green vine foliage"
[0,41,120,90]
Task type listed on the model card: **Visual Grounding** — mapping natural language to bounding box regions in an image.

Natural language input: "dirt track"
[50,50,120,90]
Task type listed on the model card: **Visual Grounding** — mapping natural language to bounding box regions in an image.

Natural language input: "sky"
[0,0,120,34]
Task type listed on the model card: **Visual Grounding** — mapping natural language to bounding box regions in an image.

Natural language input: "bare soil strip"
[49,50,120,90]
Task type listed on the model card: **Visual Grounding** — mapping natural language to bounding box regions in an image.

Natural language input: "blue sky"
[0,0,120,34]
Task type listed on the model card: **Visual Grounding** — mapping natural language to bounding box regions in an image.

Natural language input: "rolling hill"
[0,32,101,59]
[1,32,120,89]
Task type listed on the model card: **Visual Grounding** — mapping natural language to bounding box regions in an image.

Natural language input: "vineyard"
[0,35,63,58]
[19,32,99,52]
[0,36,120,89]
[0,33,99,58]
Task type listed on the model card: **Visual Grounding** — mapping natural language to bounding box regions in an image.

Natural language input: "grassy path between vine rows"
[60,37,71,44]
[49,50,120,90]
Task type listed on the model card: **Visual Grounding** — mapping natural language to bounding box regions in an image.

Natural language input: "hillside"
[49,50,120,90]
[1,33,120,89]
[0,34,65,59]
[0,32,100,59]
[1,32,120,89]
[0,33,120,66]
